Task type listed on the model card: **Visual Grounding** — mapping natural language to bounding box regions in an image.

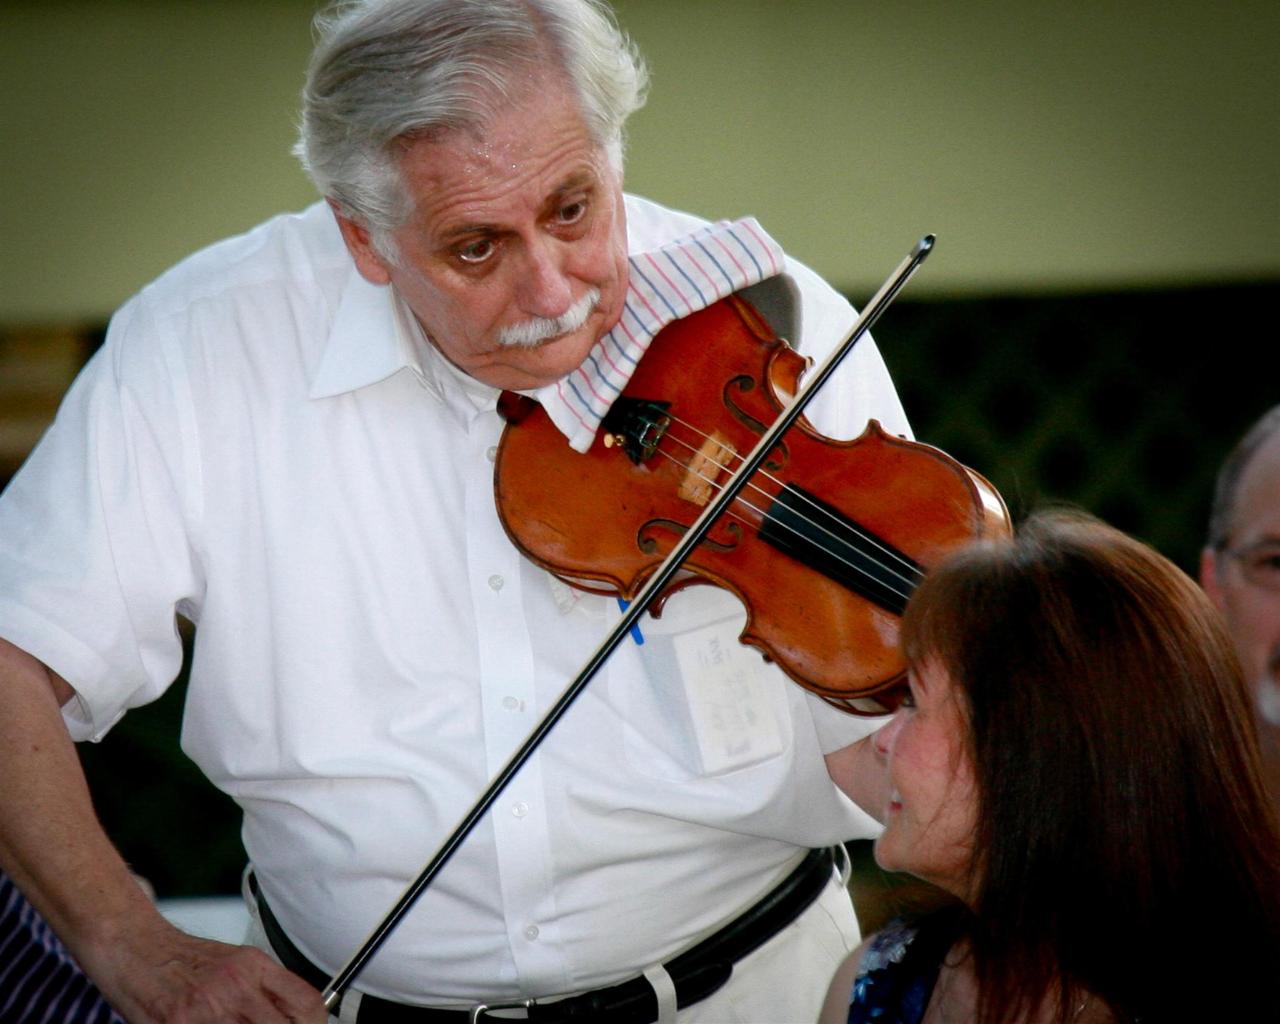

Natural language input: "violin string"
[646,447,773,534]
[648,445,916,604]
[657,419,924,593]
[663,413,925,586]
[653,433,921,599]
[648,442,918,604]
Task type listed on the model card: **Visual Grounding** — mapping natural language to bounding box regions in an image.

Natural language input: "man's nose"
[518,237,574,319]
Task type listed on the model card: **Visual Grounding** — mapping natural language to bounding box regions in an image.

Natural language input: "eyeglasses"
[1218,539,1280,592]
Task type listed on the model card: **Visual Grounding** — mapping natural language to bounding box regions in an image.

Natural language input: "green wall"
[2,0,1277,324]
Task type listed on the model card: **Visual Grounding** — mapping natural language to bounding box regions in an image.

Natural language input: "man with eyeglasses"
[1201,404,1280,803]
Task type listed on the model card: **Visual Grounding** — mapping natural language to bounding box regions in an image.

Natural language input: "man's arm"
[0,637,326,1024]
[824,730,889,824]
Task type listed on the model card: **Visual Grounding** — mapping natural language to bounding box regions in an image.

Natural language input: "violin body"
[495,294,1010,713]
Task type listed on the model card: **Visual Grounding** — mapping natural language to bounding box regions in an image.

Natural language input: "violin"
[494,292,1011,713]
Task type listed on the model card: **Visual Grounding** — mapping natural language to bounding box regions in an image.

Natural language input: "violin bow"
[320,234,935,1010]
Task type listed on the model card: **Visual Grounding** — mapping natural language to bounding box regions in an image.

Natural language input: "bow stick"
[320,233,935,1009]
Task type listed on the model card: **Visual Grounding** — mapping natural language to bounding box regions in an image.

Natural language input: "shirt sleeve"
[0,294,204,741]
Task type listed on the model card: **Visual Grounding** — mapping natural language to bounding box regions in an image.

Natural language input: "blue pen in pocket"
[617,598,645,646]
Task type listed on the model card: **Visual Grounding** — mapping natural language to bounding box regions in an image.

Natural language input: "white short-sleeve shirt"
[0,196,910,1003]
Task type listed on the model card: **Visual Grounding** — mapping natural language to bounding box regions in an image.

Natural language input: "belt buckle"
[469,997,534,1022]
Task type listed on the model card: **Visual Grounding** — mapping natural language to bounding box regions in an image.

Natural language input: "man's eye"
[457,239,495,264]
[557,200,587,225]
[1235,543,1280,591]
[1247,548,1280,576]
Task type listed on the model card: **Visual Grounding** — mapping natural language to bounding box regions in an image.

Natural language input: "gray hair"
[294,0,648,255]
[1208,404,1280,550]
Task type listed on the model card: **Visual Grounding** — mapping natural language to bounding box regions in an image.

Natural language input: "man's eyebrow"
[434,170,601,244]
[437,221,499,245]
[541,170,599,210]
[552,170,597,195]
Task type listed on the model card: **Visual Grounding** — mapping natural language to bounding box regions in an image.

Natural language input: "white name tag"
[674,622,783,773]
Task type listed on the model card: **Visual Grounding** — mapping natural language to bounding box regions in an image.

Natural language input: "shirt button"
[512,801,529,818]
[486,446,498,463]
[488,574,504,591]
[502,696,521,711]
[524,925,540,941]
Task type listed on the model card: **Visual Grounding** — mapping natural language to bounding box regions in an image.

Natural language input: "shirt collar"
[308,267,497,413]
[308,269,419,400]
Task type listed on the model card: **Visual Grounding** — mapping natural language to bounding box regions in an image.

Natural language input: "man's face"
[334,76,629,391]
[1201,430,1280,699]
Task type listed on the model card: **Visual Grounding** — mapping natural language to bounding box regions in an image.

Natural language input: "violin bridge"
[679,431,736,507]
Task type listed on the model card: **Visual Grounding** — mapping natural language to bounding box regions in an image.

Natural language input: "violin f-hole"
[639,517,742,555]
[724,374,789,471]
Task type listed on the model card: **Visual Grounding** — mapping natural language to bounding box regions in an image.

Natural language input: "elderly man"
[1201,405,1280,803]
[0,1,906,1021]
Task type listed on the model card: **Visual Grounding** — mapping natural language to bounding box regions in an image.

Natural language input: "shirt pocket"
[610,587,794,782]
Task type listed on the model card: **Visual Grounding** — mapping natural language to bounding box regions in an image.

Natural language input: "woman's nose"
[873,709,905,759]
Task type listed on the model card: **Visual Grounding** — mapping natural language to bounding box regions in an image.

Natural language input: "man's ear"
[1200,547,1227,612]
[328,200,393,285]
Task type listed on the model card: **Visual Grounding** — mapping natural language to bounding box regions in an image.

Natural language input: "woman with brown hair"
[820,510,1280,1024]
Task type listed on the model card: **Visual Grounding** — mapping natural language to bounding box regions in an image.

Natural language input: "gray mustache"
[498,287,601,349]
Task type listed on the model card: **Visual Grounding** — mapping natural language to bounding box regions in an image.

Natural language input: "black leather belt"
[250,845,843,1023]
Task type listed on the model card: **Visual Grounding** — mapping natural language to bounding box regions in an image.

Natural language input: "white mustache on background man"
[499,287,601,348]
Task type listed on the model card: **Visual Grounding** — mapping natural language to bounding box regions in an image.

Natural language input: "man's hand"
[85,919,328,1024]
[0,637,328,1022]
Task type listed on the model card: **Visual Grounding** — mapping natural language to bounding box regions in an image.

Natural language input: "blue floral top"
[846,918,951,1024]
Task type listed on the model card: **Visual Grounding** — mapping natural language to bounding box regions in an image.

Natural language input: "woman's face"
[873,657,978,898]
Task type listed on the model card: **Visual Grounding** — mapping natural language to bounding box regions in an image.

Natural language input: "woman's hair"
[294,0,648,256]
[901,509,1280,1023]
